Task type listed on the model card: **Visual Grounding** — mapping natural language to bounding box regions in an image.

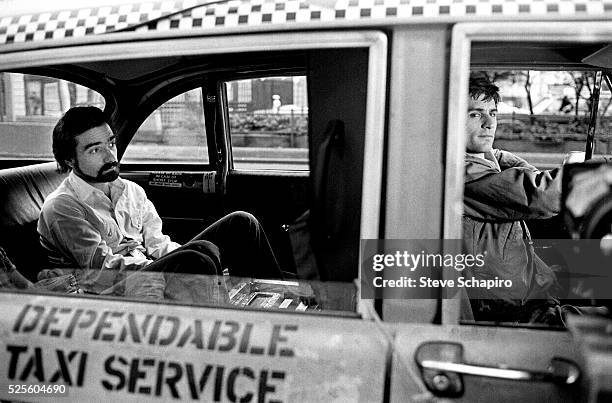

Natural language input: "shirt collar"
[67,171,125,206]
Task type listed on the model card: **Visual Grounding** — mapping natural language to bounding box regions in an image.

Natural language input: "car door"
[0,22,395,402]
[377,21,612,401]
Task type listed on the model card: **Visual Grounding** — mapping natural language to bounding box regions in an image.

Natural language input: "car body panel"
[391,323,583,402]
[0,292,388,401]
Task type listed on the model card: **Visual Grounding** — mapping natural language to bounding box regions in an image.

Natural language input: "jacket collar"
[464,149,502,182]
[465,150,501,169]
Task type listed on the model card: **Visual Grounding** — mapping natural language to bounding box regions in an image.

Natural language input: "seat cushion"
[0,162,65,227]
[0,162,66,281]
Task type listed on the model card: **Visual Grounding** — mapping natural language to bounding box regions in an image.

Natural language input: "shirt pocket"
[129,208,143,231]
[122,197,144,232]
[102,220,122,247]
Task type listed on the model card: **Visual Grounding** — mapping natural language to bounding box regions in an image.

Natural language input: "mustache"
[100,161,119,172]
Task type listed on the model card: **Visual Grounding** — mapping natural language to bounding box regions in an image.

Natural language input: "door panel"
[391,324,583,402]
[224,171,310,274]
[122,168,310,269]
[122,170,224,244]
[0,292,388,402]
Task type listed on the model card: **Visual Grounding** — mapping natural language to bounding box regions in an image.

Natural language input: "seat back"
[307,48,369,282]
[0,162,66,281]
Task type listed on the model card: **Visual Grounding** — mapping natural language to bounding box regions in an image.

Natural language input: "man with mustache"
[462,73,571,324]
[37,106,282,296]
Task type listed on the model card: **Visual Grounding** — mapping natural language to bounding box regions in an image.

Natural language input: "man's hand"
[562,151,586,165]
[558,151,586,195]
[566,165,612,218]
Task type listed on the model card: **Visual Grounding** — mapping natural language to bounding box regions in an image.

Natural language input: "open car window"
[225,76,309,171]
[457,65,612,328]
[0,72,104,160]
[483,70,612,169]
[0,31,387,322]
[122,88,209,165]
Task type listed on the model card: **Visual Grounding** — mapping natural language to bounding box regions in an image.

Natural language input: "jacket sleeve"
[39,195,152,272]
[464,166,562,221]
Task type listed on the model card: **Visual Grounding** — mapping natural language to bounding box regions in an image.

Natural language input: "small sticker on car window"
[148,172,182,188]
[203,171,215,193]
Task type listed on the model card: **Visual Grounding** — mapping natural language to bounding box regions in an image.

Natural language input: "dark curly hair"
[469,72,501,105]
[52,106,108,173]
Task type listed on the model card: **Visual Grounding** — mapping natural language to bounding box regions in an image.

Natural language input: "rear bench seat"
[0,162,67,281]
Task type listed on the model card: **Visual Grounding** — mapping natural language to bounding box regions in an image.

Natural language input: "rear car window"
[122,88,209,164]
[0,72,104,159]
[225,76,309,171]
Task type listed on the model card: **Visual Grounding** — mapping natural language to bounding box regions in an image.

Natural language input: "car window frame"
[443,21,612,326]
[0,30,388,318]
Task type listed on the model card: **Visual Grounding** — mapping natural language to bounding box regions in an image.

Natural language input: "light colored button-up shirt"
[37,172,180,292]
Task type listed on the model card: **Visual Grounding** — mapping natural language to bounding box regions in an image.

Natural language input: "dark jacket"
[462,149,561,310]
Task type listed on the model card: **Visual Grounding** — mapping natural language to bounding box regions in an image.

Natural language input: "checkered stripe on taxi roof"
[1,0,611,45]
[0,0,186,44]
[163,0,611,30]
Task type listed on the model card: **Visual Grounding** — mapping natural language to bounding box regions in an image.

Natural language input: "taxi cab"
[1,0,611,401]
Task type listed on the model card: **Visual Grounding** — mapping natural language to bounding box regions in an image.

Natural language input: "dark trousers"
[144,211,282,279]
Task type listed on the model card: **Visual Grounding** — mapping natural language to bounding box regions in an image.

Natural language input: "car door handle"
[419,357,580,383]
[415,341,580,397]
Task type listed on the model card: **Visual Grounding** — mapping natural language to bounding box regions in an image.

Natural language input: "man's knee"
[175,250,219,275]
[151,249,220,275]
[184,240,220,258]
[227,211,258,225]
[225,211,260,232]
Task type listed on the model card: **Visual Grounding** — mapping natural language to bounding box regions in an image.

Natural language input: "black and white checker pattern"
[132,0,334,32]
[1,0,611,46]
[132,0,612,32]
[0,0,185,45]
[334,0,612,20]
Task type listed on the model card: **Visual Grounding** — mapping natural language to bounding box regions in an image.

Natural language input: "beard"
[74,160,120,183]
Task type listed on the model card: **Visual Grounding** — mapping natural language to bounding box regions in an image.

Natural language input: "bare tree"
[490,70,534,117]
[569,71,595,119]
[523,71,535,121]
[584,72,594,114]
[569,72,583,118]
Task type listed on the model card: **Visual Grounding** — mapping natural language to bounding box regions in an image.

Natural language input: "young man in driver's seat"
[462,73,568,324]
